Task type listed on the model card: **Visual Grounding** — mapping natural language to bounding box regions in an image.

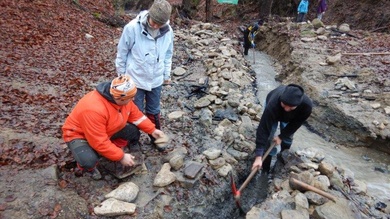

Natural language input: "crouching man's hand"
[120,153,136,166]
[151,129,164,139]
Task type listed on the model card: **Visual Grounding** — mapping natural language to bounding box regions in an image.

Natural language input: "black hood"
[96,81,116,104]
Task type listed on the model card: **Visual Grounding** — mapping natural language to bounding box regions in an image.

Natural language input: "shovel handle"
[289,177,337,202]
[238,142,277,193]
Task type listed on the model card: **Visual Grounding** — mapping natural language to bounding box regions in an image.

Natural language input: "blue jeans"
[268,121,293,153]
[133,85,162,115]
[262,121,293,173]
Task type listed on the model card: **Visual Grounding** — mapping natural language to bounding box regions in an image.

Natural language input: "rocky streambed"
[0,19,389,219]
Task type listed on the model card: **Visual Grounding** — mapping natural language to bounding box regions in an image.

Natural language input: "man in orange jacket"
[62,75,166,180]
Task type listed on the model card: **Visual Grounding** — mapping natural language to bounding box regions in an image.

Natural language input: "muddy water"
[247,52,390,201]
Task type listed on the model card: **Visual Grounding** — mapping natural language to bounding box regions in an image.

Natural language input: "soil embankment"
[253,21,390,154]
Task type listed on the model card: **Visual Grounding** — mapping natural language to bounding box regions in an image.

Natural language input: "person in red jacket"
[62,75,165,180]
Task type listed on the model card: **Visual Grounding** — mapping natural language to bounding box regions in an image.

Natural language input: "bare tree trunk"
[205,0,212,22]
[182,0,199,19]
[259,0,274,19]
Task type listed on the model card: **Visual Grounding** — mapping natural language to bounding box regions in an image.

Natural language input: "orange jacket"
[62,84,155,161]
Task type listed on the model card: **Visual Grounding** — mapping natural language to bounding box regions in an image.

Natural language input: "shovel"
[252,46,255,64]
[230,142,278,213]
[289,177,337,202]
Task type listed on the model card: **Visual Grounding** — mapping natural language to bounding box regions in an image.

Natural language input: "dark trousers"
[67,123,140,170]
[297,13,306,22]
[243,29,251,55]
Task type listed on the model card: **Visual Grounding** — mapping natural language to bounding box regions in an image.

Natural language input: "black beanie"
[280,84,304,106]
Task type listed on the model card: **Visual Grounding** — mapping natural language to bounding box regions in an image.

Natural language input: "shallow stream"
[247,51,390,202]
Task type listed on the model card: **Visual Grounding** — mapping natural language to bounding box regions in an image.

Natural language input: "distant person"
[251,84,313,176]
[297,0,309,22]
[62,75,166,180]
[243,20,263,56]
[317,0,327,21]
[115,0,173,149]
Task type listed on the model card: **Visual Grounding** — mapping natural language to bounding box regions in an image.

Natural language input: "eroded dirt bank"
[253,20,390,154]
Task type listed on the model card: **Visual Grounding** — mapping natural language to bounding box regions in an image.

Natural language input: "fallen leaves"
[0,0,123,169]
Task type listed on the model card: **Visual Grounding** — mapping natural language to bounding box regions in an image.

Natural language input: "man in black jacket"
[251,84,313,174]
[243,23,258,56]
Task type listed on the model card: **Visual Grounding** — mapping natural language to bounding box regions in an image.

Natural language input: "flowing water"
[247,51,390,202]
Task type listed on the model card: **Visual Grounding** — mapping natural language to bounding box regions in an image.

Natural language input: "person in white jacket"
[115,0,173,151]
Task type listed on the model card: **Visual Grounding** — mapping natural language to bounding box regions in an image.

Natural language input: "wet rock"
[226,147,249,160]
[183,162,204,179]
[238,115,254,139]
[218,118,233,128]
[305,191,327,205]
[208,157,225,169]
[317,35,328,41]
[298,162,319,170]
[167,111,185,120]
[301,37,316,42]
[153,163,176,187]
[312,175,330,191]
[94,198,136,217]
[294,192,309,210]
[281,209,309,219]
[384,106,390,115]
[213,108,239,122]
[175,173,198,189]
[315,27,326,35]
[172,67,186,76]
[162,147,188,163]
[194,97,211,108]
[291,171,314,187]
[328,171,345,189]
[338,23,350,33]
[203,148,222,160]
[295,148,325,164]
[318,162,335,177]
[351,179,367,195]
[313,197,358,219]
[105,182,139,202]
[312,18,324,28]
[216,163,232,177]
[198,108,213,127]
[326,53,342,65]
[169,154,185,171]
[221,151,238,165]
[289,165,303,173]
[370,102,381,109]
[227,98,240,108]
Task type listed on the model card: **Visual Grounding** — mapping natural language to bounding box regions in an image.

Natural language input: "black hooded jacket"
[254,85,313,157]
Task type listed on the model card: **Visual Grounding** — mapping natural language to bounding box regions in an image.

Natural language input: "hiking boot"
[74,167,84,177]
[276,153,286,165]
[85,168,102,180]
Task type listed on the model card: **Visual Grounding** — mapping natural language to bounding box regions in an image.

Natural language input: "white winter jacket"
[115,11,174,91]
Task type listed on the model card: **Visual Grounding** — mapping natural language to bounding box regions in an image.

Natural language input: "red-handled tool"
[230,142,278,213]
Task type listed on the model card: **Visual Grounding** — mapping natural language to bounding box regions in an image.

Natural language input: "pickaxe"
[230,142,278,214]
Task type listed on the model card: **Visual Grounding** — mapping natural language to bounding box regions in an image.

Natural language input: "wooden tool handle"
[289,177,337,202]
[238,142,277,192]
